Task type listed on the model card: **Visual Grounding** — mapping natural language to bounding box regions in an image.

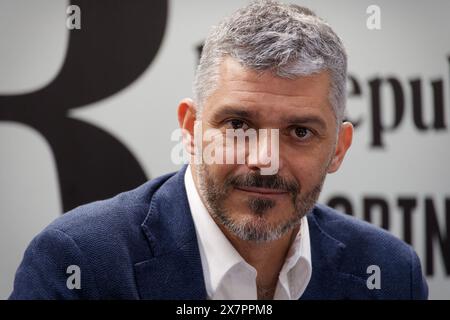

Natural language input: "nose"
[246,128,281,175]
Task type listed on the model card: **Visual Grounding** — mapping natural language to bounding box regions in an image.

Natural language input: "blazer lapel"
[300,208,346,299]
[301,207,378,300]
[134,165,207,299]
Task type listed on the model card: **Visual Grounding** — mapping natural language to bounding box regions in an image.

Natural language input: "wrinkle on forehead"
[216,56,331,99]
[202,57,336,131]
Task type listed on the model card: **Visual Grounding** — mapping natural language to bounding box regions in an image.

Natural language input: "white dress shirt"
[184,165,312,300]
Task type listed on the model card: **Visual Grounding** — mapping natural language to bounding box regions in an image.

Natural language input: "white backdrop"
[1,0,449,299]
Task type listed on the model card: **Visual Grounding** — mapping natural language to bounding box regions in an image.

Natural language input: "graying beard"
[196,164,324,243]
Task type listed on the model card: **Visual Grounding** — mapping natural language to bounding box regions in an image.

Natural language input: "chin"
[228,203,293,225]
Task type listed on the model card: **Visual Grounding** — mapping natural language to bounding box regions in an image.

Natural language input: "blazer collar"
[301,206,378,300]
[134,165,207,299]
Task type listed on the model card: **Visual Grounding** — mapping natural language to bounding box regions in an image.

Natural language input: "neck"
[220,222,299,299]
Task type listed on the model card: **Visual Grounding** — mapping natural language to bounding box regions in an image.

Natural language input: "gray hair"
[193,0,347,124]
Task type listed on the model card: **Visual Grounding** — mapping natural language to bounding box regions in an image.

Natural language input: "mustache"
[225,172,300,194]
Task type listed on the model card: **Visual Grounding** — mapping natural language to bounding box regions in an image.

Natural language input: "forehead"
[204,57,334,124]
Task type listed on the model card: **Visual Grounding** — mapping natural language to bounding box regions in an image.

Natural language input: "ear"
[327,121,353,173]
[177,98,197,156]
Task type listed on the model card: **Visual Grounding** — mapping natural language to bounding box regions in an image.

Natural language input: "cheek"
[290,138,335,166]
[206,163,235,184]
[284,153,330,187]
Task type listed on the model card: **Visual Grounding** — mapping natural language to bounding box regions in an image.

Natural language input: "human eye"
[290,126,314,141]
[225,119,250,130]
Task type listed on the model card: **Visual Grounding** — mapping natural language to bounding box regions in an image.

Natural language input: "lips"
[235,186,288,195]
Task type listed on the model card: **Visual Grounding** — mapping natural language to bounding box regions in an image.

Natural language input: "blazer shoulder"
[46,171,176,240]
[10,171,179,299]
[310,203,428,299]
[311,203,410,255]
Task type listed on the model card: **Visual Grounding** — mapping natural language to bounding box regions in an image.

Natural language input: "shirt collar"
[184,165,312,299]
[184,165,250,296]
[278,216,312,299]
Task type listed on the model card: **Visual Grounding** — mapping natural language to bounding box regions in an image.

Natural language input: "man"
[10,0,427,299]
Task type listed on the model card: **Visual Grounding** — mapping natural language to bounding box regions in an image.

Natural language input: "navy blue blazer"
[10,166,428,299]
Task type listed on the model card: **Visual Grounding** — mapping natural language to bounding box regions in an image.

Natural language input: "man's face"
[186,57,351,242]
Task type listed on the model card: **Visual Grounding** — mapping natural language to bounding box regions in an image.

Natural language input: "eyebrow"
[281,115,328,130]
[210,107,257,121]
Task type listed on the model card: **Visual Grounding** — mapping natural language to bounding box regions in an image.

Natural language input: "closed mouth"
[235,186,288,196]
